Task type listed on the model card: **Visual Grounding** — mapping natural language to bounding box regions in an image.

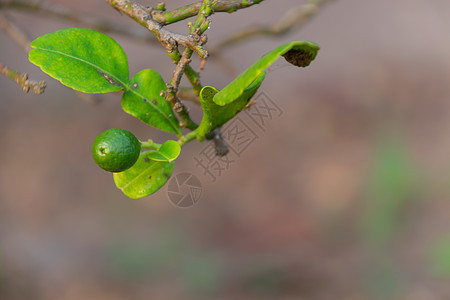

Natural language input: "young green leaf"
[122,69,182,136]
[29,28,129,93]
[113,151,174,199]
[146,140,181,162]
[213,41,319,106]
[196,73,265,141]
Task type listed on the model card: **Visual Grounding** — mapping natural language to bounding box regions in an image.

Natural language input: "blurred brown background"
[1,0,450,299]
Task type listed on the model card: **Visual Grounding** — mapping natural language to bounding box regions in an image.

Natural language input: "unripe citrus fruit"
[92,128,141,172]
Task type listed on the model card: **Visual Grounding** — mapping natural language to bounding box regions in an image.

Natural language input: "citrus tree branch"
[0,62,45,94]
[174,0,231,154]
[151,0,265,25]
[105,0,213,131]
[105,0,208,58]
[165,0,213,130]
[166,48,198,130]
[164,41,203,96]
[105,0,204,97]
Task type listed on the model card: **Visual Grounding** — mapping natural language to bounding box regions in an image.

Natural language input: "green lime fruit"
[92,128,141,172]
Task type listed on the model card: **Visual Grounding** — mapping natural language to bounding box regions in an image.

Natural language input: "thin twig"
[106,0,202,129]
[210,0,333,53]
[167,48,197,130]
[106,0,214,131]
[0,0,157,44]
[0,62,46,94]
[212,52,240,78]
[0,11,31,52]
[170,49,193,90]
[105,0,208,58]
[105,0,204,99]
[152,0,265,25]
[165,0,213,129]
[197,58,207,73]
[177,87,201,105]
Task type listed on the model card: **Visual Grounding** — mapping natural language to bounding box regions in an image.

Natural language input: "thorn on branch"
[197,58,207,73]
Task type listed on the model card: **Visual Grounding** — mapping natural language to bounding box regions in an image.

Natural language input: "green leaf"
[29,28,129,93]
[213,41,319,106]
[122,69,182,136]
[113,151,174,199]
[146,140,181,162]
[196,73,265,141]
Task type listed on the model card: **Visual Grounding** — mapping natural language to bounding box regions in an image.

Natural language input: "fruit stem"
[178,129,198,146]
[140,139,162,150]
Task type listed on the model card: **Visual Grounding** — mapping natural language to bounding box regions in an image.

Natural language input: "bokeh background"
[1,0,450,299]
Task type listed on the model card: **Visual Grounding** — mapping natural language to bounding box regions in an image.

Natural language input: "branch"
[0,11,31,52]
[105,0,205,95]
[105,0,208,58]
[166,48,198,130]
[211,0,333,53]
[0,62,46,94]
[164,41,203,96]
[0,0,157,44]
[177,87,201,105]
[165,0,213,130]
[105,0,212,131]
[152,0,265,25]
